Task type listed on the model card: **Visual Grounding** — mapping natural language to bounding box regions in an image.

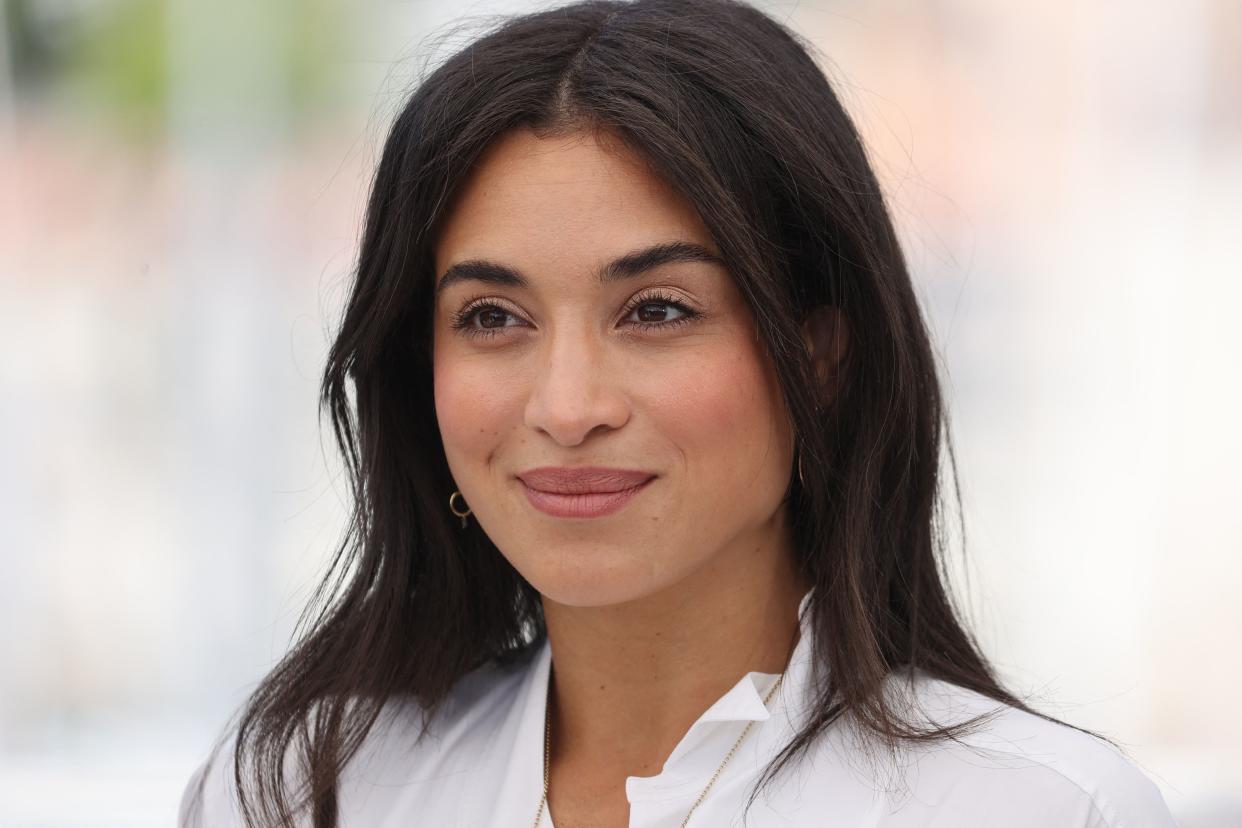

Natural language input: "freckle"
[599,684,606,691]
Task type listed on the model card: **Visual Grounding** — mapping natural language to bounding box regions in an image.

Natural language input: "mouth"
[516,466,657,519]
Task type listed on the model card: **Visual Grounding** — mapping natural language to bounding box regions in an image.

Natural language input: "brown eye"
[623,293,699,332]
[477,308,510,328]
[450,300,525,340]
[634,302,680,323]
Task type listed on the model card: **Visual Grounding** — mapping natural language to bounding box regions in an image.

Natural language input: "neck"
[540,511,811,782]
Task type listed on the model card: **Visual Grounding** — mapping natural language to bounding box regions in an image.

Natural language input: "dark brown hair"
[187,0,1111,824]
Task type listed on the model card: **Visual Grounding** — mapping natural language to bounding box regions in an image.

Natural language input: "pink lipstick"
[516,466,656,519]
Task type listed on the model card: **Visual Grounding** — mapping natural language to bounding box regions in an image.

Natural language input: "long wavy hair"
[187,0,1110,824]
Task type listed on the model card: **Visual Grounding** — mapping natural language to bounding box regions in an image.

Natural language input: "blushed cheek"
[433,355,501,478]
[650,344,777,473]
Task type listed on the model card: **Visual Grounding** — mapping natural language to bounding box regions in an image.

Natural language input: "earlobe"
[801,305,850,405]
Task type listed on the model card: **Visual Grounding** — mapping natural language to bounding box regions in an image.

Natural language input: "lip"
[516,466,657,519]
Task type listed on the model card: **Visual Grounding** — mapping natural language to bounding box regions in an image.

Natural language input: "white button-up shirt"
[181,588,1176,826]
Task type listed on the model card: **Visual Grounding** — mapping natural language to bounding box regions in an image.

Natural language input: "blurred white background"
[1,0,1239,825]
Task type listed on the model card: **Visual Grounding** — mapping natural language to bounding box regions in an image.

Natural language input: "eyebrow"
[434,240,725,297]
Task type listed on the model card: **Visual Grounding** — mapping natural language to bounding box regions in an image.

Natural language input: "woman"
[180,0,1176,825]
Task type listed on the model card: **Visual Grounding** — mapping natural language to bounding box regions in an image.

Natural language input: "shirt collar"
[653,586,816,778]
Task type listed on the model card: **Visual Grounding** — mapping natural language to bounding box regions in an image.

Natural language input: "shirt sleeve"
[1072,750,1178,828]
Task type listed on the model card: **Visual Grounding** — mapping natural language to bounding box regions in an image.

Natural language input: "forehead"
[432,128,718,280]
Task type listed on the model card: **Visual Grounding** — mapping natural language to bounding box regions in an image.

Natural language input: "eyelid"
[457,294,524,318]
[620,289,697,320]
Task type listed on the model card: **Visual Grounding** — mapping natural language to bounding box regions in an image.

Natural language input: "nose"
[523,330,630,446]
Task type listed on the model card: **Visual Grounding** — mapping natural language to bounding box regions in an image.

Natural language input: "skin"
[432,126,847,827]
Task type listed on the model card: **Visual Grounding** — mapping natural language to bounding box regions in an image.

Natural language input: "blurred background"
[1,0,1239,824]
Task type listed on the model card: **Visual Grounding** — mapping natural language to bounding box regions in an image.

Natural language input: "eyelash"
[449,291,701,341]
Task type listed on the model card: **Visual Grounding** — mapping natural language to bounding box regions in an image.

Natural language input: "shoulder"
[335,645,539,802]
[862,671,1176,828]
[178,734,248,828]
[178,645,540,826]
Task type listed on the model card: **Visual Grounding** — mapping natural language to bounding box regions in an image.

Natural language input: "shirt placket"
[622,673,783,827]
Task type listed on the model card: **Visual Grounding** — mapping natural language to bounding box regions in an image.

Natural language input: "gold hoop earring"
[448,490,472,529]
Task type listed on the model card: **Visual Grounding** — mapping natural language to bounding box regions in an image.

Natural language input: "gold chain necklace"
[530,672,785,828]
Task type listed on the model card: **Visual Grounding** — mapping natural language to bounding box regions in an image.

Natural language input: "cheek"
[650,337,789,487]
[432,351,516,475]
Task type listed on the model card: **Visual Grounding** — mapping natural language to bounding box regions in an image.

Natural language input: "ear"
[800,305,850,407]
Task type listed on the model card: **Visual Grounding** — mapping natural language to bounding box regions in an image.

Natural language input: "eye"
[622,291,700,332]
[448,290,702,342]
[450,300,526,340]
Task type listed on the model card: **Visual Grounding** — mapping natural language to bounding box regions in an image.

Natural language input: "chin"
[515,545,683,610]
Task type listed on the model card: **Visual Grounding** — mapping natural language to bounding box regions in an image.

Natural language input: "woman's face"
[432,127,796,608]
